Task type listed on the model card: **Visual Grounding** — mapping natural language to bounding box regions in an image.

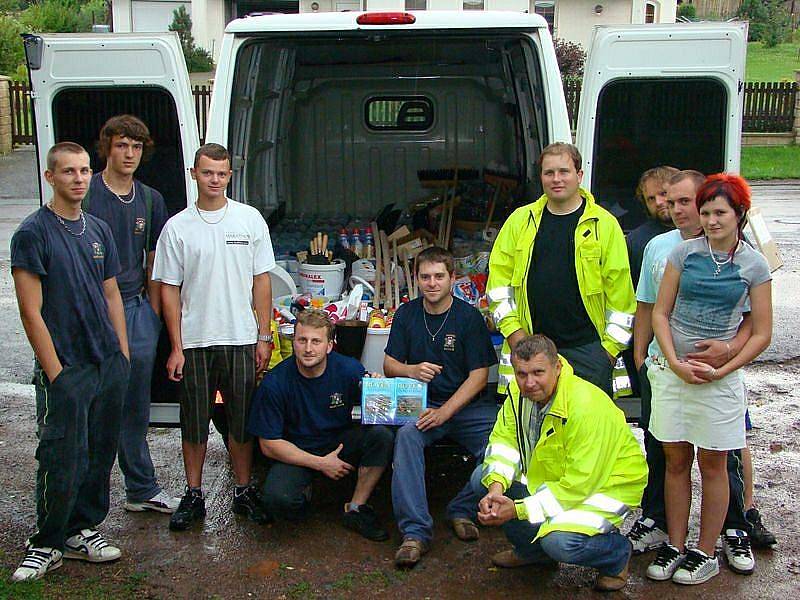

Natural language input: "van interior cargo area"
[227,34,545,261]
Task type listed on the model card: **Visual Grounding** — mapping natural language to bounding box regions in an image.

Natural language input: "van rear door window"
[365,97,434,131]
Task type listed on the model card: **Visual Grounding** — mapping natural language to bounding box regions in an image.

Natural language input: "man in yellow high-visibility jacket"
[475,334,647,592]
[487,142,635,398]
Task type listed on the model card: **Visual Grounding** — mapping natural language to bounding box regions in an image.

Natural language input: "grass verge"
[746,41,800,82]
[0,566,146,600]
[741,146,800,180]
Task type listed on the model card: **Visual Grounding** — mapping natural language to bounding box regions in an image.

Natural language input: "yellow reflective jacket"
[487,188,636,393]
[481,358,647,539]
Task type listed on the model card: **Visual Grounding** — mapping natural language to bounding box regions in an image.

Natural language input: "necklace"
[101,172,135,205]
[706,236,734,277]
[195,201,228,225]
[423,301,452,342]
[48,203,86,237]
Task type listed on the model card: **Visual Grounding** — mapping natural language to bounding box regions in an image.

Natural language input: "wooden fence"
[8,80,799,147]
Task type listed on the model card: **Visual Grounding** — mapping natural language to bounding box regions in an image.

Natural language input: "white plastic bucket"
[360,327,390,375]
[299,259,346,297]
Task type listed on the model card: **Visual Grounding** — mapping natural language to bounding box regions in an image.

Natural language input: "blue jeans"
[30,352,129,550]
[470,465,631,576]
[392,401,498,544]
[117,296,162,502]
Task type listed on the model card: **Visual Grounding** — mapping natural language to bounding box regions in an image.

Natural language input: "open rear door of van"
[24,32,200,426]
[575,23,748,232]
[24,32,199,212]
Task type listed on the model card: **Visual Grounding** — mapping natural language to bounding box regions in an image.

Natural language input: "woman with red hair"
[646,174,772,585]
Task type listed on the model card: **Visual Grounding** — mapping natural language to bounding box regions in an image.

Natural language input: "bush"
[169,5,213,72]
[0,13,24,76]
[676,3,696,19]
[20,0,106,33]
[554,38,585,78]
[738,0,791,47]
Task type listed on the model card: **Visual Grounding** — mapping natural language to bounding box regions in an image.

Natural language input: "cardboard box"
[746,206,783,272]
[361,377,427,425]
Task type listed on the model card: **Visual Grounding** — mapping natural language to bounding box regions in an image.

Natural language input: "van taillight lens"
[356,12,416,25]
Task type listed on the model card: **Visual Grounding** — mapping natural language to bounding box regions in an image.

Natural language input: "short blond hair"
[295,310,334,341]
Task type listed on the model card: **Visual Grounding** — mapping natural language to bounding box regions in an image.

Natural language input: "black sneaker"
[232,486,272,524]
[169,488,206,531]
[746,507,777,548]
[342,504,389,541]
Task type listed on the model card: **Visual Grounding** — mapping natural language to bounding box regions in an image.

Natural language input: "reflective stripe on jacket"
[487,187,636,393]
[481,357,647,539]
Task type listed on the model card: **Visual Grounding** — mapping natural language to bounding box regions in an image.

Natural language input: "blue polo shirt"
[248,352,366,451]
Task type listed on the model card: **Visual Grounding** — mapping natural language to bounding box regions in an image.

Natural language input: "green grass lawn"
[741,145,800,180]
[746,41,800,82]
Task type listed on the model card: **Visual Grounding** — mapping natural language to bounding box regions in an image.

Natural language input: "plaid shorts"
[180,345,256,444]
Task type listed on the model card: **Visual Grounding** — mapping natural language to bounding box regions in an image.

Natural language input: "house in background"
[111,0,677,64]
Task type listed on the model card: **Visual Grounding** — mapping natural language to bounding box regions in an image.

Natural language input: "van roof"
[225,10,548,34]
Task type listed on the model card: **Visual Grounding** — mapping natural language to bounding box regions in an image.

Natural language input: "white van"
[23,11,747,424]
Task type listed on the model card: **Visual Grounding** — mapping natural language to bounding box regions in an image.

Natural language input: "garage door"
[132,1,190,32]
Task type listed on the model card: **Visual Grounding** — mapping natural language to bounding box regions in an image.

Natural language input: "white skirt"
[648,363,746,451]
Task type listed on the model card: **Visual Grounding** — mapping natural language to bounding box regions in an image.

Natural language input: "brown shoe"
[491,549,541,568]
[450,518,479,542]
[594,560,629,592]
[395,537,429,568]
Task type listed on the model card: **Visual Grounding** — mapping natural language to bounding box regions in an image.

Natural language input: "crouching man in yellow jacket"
[474,334,647,592]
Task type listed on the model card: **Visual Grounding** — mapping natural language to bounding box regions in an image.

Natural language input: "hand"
[668,359,707,385]
[478,483,504,517]
[410,362,442,383]
[685,339,730,370]
[122,346,130,363]
[255,340,272,373]
[633,352,646,371]
[416,406,451,431]
[166,348,185,382]
[45,364,64,384]
[477,493,516,526]
[366,372,384,379]
[317,443,354,480]
[686,359,722,383]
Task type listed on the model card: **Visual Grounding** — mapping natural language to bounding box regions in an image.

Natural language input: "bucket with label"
[360,327,391,375]
[278,323,295,358]
[299,259,346,297]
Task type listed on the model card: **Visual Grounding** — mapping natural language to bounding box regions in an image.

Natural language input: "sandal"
[394,537,429,568]
[450,518,479,542]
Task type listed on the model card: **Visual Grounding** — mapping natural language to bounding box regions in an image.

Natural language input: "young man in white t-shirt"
[153,143,276,530]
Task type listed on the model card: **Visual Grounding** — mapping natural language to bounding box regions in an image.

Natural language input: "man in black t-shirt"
[85,115,176,515]
[385,247,499,568]
[10,143,130,582]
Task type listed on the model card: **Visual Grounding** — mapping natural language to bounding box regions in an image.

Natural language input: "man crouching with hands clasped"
[474,334,647,592]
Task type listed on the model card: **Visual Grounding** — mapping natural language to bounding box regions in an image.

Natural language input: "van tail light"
[356,12,416,25]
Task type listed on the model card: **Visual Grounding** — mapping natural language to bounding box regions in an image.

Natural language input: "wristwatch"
[257,333,274,343]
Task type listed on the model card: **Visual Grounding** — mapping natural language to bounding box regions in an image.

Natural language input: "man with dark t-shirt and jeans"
[11,143,130,582]
[488,142,635,399]
[84,115,177,514]
[248,310,394,540]
[385,246,499,568]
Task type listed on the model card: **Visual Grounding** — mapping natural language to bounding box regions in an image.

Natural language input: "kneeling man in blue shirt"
[248,309,393,541]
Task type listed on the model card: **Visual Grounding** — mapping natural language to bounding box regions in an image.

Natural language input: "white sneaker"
[646,543,685,581]
[722,529,755,575]
[626,517,669,554]
[672,549,720,585]
[124,490,181,514]
[11,545,63,582]
[64,529,121,563]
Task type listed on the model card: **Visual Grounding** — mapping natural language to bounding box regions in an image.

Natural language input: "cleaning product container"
[360,327,391,375]
[279,323,295,358]
[299,259,346,297]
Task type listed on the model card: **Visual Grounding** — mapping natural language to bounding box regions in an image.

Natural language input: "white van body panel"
[576,23,748,188]
[25,32,199,204]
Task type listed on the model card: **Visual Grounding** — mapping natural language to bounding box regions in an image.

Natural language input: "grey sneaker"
[11,545,63,582]
[627,517,669,554]
[672,549,719,585]
[722,529,755,575]
[646,543,685,581]
[64,529,121,563]
[124,490,181,514]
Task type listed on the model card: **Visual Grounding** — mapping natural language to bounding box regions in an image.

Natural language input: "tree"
[738,0,791,47]
[554,38,586,79]
[19,0,106,33]
[676,3,696,19]
[0,14,24,77]
[169,5,213,72]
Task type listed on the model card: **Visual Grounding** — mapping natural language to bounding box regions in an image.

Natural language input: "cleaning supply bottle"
[352,228,363,258]
[364,227,374,259]
[339,228,350,250]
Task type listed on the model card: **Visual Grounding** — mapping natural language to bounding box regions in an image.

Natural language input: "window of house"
[405,0,427,10]
[463,0,484,10]
[645,2,657,23]
[534,1,555,33]
[365,96,434,131]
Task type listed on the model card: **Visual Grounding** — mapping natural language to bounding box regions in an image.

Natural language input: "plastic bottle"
[364,227,374,259]
[339,228,350,250]
[351,228,363,258]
